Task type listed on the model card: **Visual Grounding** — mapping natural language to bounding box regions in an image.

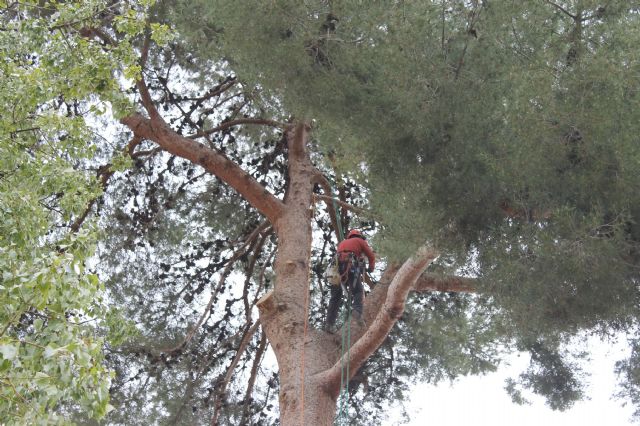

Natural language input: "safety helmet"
[347,229,365,239]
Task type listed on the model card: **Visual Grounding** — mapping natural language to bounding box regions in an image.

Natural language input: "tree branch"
[242,232,270,323]
[211,321,261,425]
[121,113,285,224]
[453,2,482,80]
[135,75,161,121]
[160,222,270,354]
[312,175,342,241]
[318,245,439,394]
[312,194,370,217]
[140,31,151,71]
[239,331,267,425]
[69,163,113,232]
[187,117,288,139]
[543,0,577,20]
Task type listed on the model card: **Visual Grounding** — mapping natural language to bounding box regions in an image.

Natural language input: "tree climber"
[325,229,375,331]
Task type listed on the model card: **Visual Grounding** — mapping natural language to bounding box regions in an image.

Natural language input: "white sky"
[391,338,635,426]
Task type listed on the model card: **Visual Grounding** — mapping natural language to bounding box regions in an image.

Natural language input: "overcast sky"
[392,338,635,426]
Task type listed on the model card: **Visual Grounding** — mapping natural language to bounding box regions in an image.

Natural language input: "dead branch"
[242,232,270,323]
[312,194,370,217]
[161,222,270,354]
[211,321,261,425]
[313,175,341,241]
[188,117,288,139]
[250,249,276,309]
[238,331,268,425]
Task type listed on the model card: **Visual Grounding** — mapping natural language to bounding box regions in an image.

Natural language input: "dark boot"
[351,309,366,328]
[323,323,339,334]
[325,285,343,332]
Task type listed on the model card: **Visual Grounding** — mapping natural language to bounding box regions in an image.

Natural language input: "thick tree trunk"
[257,122,343,425]
[275,330,340,426]
[280,374,337,426]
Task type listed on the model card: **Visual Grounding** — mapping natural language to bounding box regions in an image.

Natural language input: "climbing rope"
[329,175,353,426]
[336,286,352,425]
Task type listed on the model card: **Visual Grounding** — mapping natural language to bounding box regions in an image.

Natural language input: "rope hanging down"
[329,176,352,426]
[336,289,352,425]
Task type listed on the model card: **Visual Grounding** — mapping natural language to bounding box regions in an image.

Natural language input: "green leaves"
[0,0,158,423]
[0,344,18,361]
[0,231,112,422]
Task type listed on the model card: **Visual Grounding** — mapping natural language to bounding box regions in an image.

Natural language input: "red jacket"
[337,237,375,270]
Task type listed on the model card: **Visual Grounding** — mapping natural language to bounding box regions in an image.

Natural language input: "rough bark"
[255,123,340,425]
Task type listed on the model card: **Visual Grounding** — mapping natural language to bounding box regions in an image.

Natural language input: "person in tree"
[325,229,376,331]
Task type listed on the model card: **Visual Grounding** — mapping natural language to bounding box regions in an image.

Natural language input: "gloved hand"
[367,266,374,273]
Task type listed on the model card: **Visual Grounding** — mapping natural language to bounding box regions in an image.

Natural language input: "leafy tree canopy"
[0,0,162,423]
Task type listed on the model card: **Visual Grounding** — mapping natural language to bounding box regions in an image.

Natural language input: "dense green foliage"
[0,1,164,423]
[165,0,640,416]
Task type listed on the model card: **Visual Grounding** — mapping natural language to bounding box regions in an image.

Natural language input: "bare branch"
[312,175,342,241]
[187,117,288,139]
[242,232,270,323]
[318,245,439,394]
[543,0,577,20]
[161,222,270,354]
[182,78,237,103]
[239,331,268,425]
[130,147,162,159]
[211,321,261,425]
[250,249,276,309]
[312,194,370,217]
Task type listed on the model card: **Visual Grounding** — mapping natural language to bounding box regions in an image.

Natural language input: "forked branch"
[318,245,439,394]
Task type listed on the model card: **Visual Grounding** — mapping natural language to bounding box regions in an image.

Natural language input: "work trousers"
[326,260,364,327]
